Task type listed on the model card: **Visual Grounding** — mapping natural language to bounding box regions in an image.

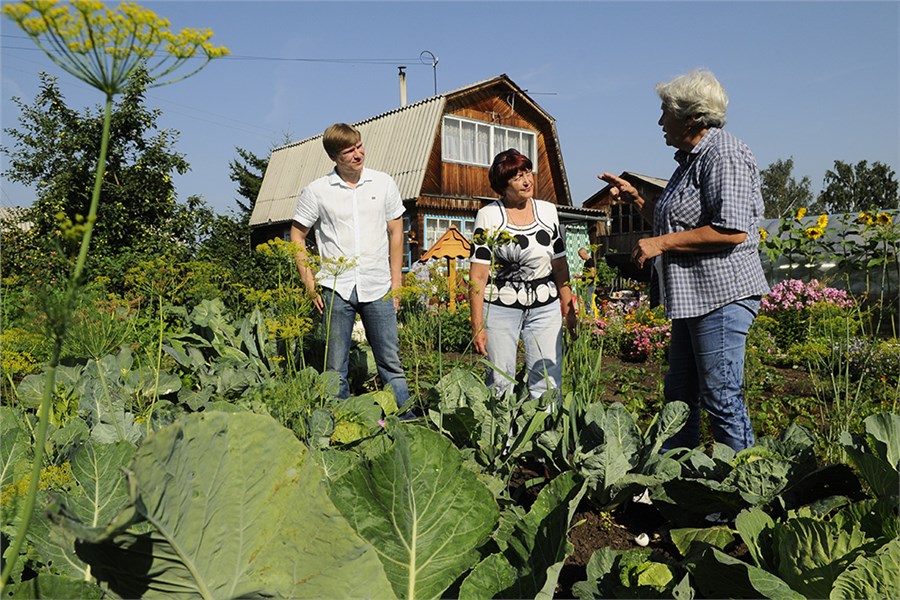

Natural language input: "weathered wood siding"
[419,87,564,205]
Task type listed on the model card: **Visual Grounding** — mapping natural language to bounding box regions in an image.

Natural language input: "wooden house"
[249,74,606,270]
[582,171,668,279]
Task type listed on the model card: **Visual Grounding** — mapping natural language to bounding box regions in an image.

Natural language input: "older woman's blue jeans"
[484,301,562,402]
[662,297,760,452]
[322,287,409,408]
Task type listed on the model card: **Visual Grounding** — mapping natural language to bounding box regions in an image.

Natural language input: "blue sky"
[2,0,898,216]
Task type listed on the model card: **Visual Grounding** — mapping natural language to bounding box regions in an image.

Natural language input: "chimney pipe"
[398,66,407,107]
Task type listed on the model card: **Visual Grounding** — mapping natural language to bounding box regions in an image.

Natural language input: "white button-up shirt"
[293,167,404,302]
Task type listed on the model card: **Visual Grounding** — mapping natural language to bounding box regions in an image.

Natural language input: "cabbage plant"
[47,411,394,599]
[536,399,688,510]
[653,422,865,526]
[460,471,587,600]
[571,546,692,599]
[840,411,900,498]
[330,424,499,600]
[688,498,899,599]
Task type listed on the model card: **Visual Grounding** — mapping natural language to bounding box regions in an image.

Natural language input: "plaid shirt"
[655,128,770,319]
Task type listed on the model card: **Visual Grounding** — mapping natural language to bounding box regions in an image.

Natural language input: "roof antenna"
[420,50,438,95]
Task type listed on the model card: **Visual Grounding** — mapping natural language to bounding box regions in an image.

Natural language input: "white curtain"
[444,118,460,160]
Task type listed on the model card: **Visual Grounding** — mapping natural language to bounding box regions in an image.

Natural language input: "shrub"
[786,339,831,367]
[761,279,856,349]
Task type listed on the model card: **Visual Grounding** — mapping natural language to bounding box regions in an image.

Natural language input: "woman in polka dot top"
[469,149,577,404]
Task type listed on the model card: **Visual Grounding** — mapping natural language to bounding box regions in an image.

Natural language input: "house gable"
[249,74,575,263]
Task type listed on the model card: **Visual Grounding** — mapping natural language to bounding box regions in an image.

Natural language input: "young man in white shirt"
[291,123,409,408]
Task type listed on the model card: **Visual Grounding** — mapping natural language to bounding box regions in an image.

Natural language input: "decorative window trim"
[441,115,537,169]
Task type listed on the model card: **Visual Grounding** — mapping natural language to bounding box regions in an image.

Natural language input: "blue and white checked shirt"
[654,128,770,319]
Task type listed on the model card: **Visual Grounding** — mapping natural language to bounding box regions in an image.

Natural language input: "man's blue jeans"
[484,301,562,402]
[322,287,409,408]
[662,297,760,452]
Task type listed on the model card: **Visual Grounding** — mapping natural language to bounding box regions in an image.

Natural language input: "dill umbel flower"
[3,0,229,96]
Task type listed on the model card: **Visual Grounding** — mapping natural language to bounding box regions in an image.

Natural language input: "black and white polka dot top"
[470,199,567,309]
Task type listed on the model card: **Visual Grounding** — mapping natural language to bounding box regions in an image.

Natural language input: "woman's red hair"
[489,149,533,194]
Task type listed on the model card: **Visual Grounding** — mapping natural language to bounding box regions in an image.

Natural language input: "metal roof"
[0,206,34,231]
[250,95,446,226]
[249,74,571,226]
[557,205,611,222]
[582,171,670,209]
[623,171,669,188]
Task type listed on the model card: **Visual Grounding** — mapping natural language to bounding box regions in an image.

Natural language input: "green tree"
[815,160,899,213]
[760,157,813,218]
[229,146,269,220]
[2,71,189,259]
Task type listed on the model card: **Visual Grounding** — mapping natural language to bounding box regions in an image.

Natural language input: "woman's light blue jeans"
[322,287,409,408]
[483,301,563,402]
[662,297,760,452]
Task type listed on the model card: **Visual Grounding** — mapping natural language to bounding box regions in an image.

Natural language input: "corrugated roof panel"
[250,97,445,226]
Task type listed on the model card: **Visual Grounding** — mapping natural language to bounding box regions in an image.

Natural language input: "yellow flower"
[817,214,828,228]
[0,462,74,506]
[876,212,892,226]
[472,228,516,248]
[805,226,824,240]
[796,207,807,221]
[857,211,874,226]
[758,227,768,242]
[3,0,229,96]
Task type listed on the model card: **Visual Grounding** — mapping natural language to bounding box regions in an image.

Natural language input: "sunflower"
[758,227,768,242]
[817,214,828,228]
[805,227,824,240]
[876,212,892,226]
[857,212,874,226]
[796,207,807,221]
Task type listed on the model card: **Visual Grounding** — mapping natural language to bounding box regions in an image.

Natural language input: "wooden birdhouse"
[418,225,472,313]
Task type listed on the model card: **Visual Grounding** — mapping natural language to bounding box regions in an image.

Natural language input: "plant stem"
[0,94,112,592]
[148,293,164,436]
[323,287,336,383]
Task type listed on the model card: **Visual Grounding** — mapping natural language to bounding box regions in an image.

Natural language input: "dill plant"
[1,0,227,589]
[252,238,316,373]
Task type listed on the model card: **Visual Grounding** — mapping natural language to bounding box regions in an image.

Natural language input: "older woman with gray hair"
[599,68,769,452]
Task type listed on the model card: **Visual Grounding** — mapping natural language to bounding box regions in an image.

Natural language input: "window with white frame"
[442,116,537,168]
[423,215,475,254]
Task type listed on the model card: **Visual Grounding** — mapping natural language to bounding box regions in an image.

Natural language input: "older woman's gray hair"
[656,68,728,128]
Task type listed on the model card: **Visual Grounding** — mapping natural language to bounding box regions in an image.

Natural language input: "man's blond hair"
[323,123,361,159]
